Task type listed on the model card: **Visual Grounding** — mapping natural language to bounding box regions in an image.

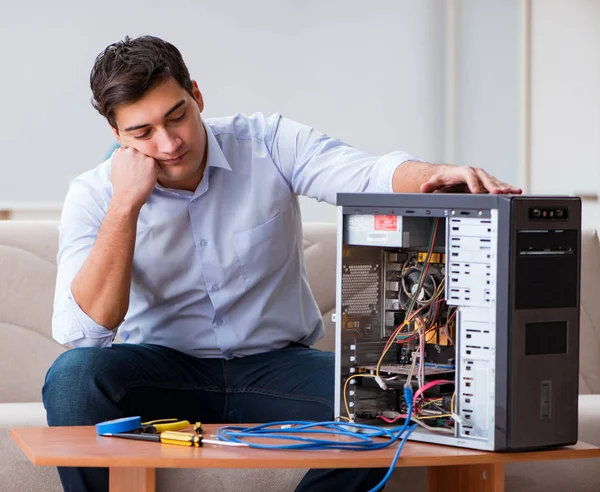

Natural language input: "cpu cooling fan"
[398,265,443,312]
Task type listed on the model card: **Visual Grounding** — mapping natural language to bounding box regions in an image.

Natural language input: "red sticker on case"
[374,215,397,231]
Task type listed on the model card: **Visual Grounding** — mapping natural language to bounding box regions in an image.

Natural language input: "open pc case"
[334,193,581,451]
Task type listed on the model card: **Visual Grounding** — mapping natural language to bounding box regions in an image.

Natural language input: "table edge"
[10,427,600,469]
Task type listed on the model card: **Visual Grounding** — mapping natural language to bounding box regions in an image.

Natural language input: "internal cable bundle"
[344,218,458,435]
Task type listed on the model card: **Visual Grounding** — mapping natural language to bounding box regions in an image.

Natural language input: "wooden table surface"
[10,424,600,469]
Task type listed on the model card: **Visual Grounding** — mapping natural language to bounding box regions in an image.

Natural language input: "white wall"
[454,0,521,188]
[0,0,448,222]
[529,0,600,230]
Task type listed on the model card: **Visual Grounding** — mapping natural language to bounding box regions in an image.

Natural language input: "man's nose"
[157,129,182,155]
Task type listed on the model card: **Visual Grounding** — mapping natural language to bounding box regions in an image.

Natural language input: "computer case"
[334,193,581,451]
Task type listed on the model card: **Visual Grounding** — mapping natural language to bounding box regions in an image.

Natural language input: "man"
[42,35,521,492]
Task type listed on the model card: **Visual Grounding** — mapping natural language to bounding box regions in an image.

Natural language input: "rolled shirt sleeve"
[52,176,117,348]
[265,114,421,204]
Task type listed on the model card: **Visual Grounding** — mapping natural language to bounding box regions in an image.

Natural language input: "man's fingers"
[422,169,479,194]
[463,167,484,194]
[475,169,523,194]
[506,184,523,194]
[474,168,501,194]
[420,174,444,193]
[420,166,522,195]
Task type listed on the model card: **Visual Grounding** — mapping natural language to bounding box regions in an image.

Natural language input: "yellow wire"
[375,319,410,376]
[416,414,453,420]
[343,374,377,419]
[451,392,456,414]
[420,398,443,410]
[376,306,427,377]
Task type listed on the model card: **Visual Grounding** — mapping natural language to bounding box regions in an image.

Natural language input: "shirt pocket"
[233,209,295,289]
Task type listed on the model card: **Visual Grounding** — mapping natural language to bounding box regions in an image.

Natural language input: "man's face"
[112,77,207,192]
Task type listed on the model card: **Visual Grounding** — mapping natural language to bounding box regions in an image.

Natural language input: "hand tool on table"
[95,416,191,436]
[103,430,202,447]
[139,418,191,434]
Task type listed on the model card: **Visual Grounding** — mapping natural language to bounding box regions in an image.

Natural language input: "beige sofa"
[1,220,600,492]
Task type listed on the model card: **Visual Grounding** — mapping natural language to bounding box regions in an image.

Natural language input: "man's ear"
[191,80,204,113]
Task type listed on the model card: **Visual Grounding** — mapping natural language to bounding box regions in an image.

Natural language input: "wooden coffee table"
[11,425,600,492]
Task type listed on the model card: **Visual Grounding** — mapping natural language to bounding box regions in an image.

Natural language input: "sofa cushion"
[0,222,66,403]
[302,222,336,353]
[0,221,59,265]
[0,323,65,403]
[302,223,336,318]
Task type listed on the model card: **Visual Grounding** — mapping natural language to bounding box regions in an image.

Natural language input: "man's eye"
[134,131,151,139]
[172,111,186,122]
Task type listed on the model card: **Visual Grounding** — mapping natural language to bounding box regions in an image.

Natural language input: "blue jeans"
[42,343,387,491]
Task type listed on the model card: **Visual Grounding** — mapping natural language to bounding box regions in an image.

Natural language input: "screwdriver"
[104,431,202,447]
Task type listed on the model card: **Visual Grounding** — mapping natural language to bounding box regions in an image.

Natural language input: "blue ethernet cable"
[215,385,416,491]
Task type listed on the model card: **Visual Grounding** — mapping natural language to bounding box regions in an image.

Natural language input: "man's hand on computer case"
[420,163,522,195]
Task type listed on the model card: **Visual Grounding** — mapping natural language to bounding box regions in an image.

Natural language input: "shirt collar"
[203,119,232,172]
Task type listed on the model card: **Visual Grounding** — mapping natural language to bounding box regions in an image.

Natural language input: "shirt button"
[211,284,219,292]
[200,239,208,248]
[214,319,223,326]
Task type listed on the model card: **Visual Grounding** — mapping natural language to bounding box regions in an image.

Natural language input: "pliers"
[139,418,191,434]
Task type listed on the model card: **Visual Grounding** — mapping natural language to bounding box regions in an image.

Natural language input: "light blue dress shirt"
[52,112,416,359]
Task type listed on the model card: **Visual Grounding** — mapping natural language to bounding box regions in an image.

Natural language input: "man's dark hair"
[90,35,194,130]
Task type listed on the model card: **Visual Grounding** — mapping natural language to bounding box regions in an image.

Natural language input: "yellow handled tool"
[104,431,202,447]
[160,431,202,447]
[141,418,191,434]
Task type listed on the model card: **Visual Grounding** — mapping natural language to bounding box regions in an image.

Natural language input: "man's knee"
[42,347,116,426]
[44,347,106,385]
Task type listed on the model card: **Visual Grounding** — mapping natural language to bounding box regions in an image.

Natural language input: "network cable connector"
[334,193,581,451]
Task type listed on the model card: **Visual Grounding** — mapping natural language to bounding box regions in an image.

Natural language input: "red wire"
[376,414,408,424]
[413,379,455,407]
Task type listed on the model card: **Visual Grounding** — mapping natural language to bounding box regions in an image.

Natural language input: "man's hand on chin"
[420,164,522,195]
